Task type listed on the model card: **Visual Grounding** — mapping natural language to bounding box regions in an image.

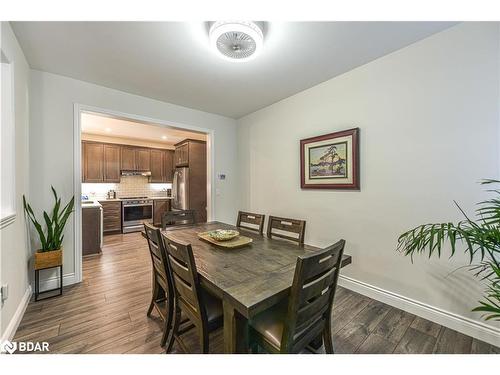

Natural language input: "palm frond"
[398,179,500,321]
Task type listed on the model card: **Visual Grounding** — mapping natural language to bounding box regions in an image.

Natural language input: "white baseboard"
[1,286,32,342]
[338,275,500,347]
[38,272,77,292]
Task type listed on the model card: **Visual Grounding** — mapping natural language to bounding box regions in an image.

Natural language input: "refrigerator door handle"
[172,169,179,209]
[172,170,178,199]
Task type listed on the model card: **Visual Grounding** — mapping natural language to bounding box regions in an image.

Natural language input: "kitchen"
[80,112,208,257]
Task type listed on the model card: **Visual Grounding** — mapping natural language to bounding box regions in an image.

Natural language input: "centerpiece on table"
[198,229,253,249]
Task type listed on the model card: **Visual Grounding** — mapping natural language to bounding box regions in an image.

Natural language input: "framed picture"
[300,128,359,190]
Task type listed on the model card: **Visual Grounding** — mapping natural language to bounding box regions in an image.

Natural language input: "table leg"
[223,298,249,353]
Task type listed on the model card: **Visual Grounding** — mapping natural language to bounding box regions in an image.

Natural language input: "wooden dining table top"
[162,221,352,319]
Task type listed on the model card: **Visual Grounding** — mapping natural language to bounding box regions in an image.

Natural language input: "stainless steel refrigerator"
[172,167,189,210]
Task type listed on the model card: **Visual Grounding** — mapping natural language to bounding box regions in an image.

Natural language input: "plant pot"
[34,249,62,270]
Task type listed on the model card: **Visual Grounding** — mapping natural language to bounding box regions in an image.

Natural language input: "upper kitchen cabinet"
[150,149,174,183]
[163,150,174,182]
[120,147,151,171]
[82,141,104,183]
[150,149,164,183]
[136,148,151,171]
[121,147,136,170]
[174,142,189,167]
[83,141,170,183]
[103,144,121,182]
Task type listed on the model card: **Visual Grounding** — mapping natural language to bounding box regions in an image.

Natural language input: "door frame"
[73,103,216,283]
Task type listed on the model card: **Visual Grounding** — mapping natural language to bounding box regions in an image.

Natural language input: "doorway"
[73,104,215,283]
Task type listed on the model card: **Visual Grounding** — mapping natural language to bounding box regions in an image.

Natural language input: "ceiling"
[81,112,206,146]
[12,21,456,118]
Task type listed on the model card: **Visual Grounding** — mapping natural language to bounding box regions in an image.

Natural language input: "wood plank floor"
[14,232,499,354]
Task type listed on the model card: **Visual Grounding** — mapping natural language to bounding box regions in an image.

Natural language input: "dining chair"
[248,239,346,354]
[161,209,196,230]
[143,222,174,348]
[161,233,223,353]
[267,215,306,244]
[236,211,266,234]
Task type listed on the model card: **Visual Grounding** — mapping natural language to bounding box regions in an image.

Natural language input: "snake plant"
[397,179,500,321]
[23,186,74,252]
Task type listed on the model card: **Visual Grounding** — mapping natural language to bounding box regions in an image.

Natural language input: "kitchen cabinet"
[83,141,171,182]
[103,144,121,182]
[83,142,104,183]
[99,200,122,234]
[174,143,189,167]
[151,149,174,183]
[163,150,174,182]
[153,199,170,227]
[120,147,151,171]
[121,147,136,171]
[82,206,102,256]
[150,149,164,183]
[136,149,151,171]
[173,139,207,223]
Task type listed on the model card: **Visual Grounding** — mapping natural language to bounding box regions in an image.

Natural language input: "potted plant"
[23,187,74,271]
[398,179,500,321]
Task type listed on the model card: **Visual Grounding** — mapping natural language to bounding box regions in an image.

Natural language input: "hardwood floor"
[14,232,499,354]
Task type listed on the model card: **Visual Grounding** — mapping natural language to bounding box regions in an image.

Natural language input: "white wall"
[29,70,238,282]
[237,22,500,345]
[0,22,31,340]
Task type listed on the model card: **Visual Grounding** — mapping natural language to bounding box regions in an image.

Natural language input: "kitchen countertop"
[94,197,173,202]
[81,200,102,209]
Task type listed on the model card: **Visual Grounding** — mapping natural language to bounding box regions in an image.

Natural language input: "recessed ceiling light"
[105,128,112,133]
[209,21,264,62]
[161,135,168,140]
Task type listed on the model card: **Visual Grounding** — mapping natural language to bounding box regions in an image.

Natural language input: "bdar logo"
[1,340,17,354]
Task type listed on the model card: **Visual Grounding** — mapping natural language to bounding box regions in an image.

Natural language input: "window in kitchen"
[1,49,16,229]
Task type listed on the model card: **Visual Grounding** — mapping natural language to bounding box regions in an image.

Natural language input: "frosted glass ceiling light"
[209,21,264,62]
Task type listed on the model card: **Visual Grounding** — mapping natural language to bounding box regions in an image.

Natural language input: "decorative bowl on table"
[207,229,239,242]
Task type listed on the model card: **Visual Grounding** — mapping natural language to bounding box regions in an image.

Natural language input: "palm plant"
[23,186,75,252]
[397,179,500,321]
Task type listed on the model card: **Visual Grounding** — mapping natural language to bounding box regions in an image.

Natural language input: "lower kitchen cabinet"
[99,200,122,234]
[82,206,102,256]
[153,199,170,227]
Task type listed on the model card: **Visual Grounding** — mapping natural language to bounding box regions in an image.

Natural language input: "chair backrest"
[267,216,306,244]
[161,232,207,325]
[143,223,171,293]
[236,211,265,234]
[161,209,196,230]
[281,239,345,353]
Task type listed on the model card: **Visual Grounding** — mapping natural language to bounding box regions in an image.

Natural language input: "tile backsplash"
[82,175,172,200]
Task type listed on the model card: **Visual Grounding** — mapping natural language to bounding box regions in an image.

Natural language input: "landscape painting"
[300,128,360,190]
[309,141,347,179]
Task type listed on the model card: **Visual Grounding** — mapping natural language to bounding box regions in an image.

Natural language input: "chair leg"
[165,305,180,353]
[200,327,209,354]
[323,325,334,354]
[250,343,259,354]
[147,278,159,317]
[160,314,171,347]
[160,294,174,347]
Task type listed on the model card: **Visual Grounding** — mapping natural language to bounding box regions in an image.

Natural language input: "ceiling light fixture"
[105,127,112,133]
[161,135,168,140]
[209,21,264,62]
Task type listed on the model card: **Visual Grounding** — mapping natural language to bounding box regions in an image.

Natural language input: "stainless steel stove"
[121,197,153,233]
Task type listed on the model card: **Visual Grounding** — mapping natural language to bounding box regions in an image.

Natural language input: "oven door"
[122,203,153,231]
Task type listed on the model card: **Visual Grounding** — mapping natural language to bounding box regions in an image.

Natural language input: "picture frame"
[300,127,360,190]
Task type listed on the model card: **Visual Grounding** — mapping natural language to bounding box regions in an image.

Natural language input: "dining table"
[162,221,352,353]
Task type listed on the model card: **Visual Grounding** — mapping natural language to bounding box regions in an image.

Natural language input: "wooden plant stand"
[34,249,63,302]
